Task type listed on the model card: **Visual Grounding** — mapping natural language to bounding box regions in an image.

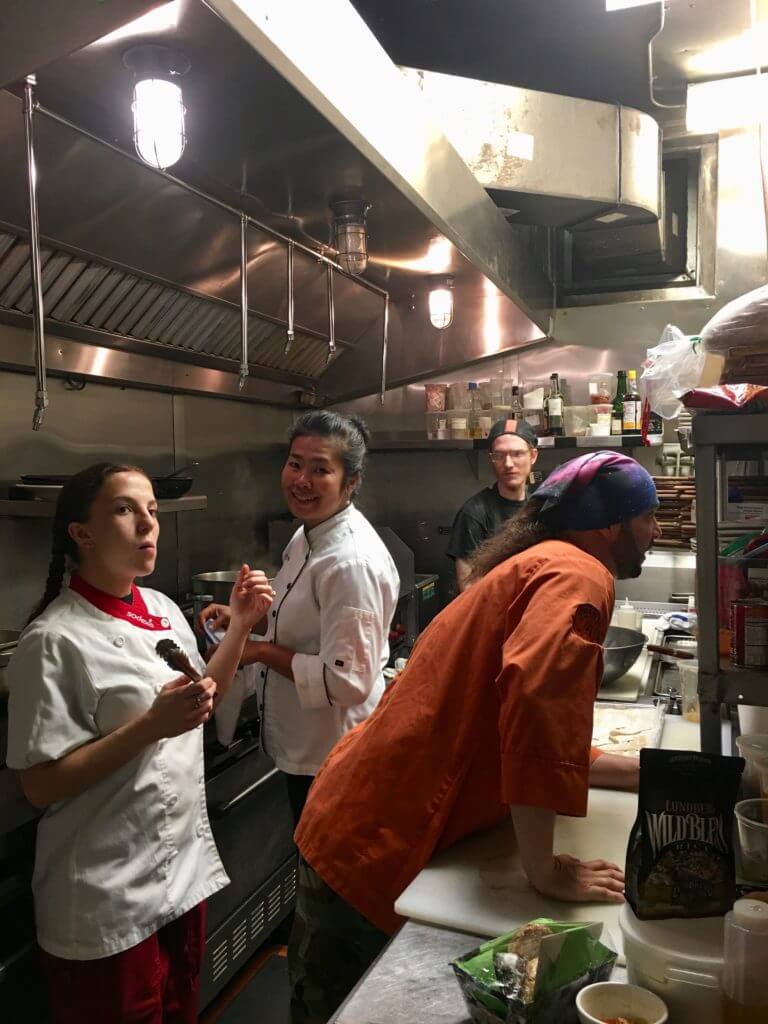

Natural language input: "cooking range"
[0,646,297,1020]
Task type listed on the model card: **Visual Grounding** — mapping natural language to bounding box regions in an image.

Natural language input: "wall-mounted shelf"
[368,434,663,452]
[0,496,208,518]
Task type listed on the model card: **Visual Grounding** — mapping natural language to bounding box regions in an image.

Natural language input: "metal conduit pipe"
[238,212,249,389]
[326,264,336,365]
[284,240,295,356]
[24,77,49,430]
[380,292,389,405]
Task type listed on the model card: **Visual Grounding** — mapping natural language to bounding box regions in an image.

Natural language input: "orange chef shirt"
[295,539,615,934]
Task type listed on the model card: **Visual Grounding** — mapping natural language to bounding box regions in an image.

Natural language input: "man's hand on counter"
[588,751,640,792]
[531,853,625,904]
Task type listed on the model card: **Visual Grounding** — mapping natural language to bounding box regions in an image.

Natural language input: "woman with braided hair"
[6,462,274,1023]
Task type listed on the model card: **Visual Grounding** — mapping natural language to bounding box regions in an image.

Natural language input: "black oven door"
[201,746,297,1008]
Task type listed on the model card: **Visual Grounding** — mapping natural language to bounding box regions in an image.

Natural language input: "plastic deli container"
[735,799,768,883]
[678,659,700,723]
[451,417,469,439]
[619,904,724,1024]
[424,383,448,411]
[736,733,768,799]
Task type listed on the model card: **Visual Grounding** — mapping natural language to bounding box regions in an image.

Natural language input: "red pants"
[41,902,207,1024]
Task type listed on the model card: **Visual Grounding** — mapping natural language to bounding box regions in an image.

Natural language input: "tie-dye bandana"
[534,451,658,531]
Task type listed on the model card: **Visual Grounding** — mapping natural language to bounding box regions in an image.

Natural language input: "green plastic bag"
[451,919,617,1024]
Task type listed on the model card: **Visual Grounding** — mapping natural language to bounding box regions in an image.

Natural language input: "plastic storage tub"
[619,904,724,1024]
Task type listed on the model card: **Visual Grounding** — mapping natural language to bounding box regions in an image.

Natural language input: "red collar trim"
[69,575,170,631]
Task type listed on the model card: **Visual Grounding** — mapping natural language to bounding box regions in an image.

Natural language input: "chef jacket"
[296,539,614,934]
[6,577,229,960]
[255,504,399,776]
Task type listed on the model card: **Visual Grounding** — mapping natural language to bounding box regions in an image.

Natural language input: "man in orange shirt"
[290,452,661,1024]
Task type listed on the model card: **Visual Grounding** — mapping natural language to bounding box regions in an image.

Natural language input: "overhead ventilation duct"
[401,67,661,230]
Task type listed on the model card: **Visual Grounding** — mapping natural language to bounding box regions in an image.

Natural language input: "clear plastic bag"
[640,325,705,419]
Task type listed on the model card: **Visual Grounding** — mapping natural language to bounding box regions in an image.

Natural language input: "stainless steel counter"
[333,920,482,1024]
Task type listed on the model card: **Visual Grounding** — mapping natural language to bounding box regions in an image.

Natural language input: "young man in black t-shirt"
[447,418,539,590]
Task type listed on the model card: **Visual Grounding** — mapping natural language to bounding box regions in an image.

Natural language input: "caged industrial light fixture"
[428,276,454,330]
[330,198,371,276]
[123,44,190,170]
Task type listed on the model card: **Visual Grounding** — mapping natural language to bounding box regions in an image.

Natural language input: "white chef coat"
[256,504,399,775]
[6,577,229,960]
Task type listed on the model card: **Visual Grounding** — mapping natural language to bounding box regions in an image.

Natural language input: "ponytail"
[466,499,558,585]
[26,462,149,625]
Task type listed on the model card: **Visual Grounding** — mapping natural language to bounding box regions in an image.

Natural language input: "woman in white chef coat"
[6,462,273,1024]
[199,411,399,824]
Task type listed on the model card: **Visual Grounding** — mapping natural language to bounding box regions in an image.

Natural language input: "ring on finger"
[193,696,203,709]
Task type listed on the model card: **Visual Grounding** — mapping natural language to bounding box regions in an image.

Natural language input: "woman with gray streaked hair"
[198,411,400,823]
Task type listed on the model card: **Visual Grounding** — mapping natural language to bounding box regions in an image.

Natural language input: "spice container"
[447,382,469,410]
[522,382,547,436]
[450,416,469,440]
[424,383,448,411]
[589,375,614,405]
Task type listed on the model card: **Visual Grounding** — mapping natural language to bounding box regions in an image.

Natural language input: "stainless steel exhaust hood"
[0,0,555,405]
[400,67,661,230]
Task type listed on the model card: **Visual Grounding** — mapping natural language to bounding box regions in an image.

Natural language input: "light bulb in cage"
[428,276,454,330]
[331,198,371,276]
[123,45,190,170]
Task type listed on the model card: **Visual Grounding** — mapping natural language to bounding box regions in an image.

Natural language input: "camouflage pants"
[288,860,390,1024]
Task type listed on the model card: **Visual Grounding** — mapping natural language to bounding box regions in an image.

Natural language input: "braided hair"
[26,462,149,624]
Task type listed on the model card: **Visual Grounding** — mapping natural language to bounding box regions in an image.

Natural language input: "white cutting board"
[394,717,701,959]
[394,788,637,958]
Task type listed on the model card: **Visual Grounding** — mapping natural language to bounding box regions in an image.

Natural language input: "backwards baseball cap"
[534,451,657,532]
[487,418,538,449]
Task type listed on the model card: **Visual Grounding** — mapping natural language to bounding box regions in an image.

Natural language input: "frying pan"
[601,625,647,686]
[20,466,195,500]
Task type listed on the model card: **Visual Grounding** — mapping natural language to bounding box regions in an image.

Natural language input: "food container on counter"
[478,416,493,439]
[619,904,724,1024]
[563,405,613,438]
[424,383,448,412]
[452,920,617,1024]
[447,382,469,410]
[576,982,668,1024]
[425,413,449,440]
[735,799,768,882]
[678,658,700,723]
[589,375,614,405]
[736,733,768,798]
[450,416,469,440]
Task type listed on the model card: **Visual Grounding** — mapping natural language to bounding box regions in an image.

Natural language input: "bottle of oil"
[611,370,628,436]
[545,373,564,437]
[722,899,768,1023]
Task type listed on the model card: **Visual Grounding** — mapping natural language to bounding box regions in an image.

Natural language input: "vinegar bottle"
[722,898,768,1023]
